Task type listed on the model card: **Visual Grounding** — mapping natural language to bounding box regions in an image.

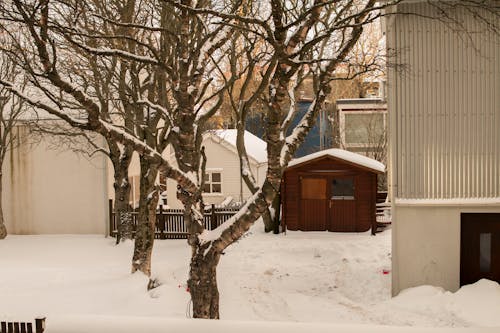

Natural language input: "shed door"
[328,177,356,232]
[461,213,500,286]
[300,177,327,231]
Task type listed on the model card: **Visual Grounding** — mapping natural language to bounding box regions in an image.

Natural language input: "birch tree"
[0,41,28,239]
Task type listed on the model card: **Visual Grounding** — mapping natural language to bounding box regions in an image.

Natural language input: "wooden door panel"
[301,200,328,230]
[301,178,327,199]
[329,200,356,231]
[300,177,327,231]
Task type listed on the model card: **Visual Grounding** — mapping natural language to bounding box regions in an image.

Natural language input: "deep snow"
[0,225,499,331]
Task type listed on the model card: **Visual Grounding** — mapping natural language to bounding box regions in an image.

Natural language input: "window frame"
[339,110,387,148]
[331,177,355,200]
[203,169,223,195]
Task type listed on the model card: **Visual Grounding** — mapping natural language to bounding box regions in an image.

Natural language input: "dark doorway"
[460,213,500,286]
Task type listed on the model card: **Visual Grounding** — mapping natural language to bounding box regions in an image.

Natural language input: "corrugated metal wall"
[389,2,500,199]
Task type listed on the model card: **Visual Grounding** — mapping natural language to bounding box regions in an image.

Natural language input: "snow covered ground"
[1,225,499,332]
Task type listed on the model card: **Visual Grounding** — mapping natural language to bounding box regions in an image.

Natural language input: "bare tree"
[0,0,235,280]
[2,0,498,320]
[0,0,398,318]
[0,44,28,239]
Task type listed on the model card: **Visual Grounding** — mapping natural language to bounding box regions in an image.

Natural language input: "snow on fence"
[108,200,241,239]
[0,318,45,333]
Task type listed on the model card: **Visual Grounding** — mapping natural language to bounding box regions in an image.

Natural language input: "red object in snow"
[382,269,390,275]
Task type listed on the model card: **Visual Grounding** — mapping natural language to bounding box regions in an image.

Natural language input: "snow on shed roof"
[287,148,385,173]
[211,129,267,164]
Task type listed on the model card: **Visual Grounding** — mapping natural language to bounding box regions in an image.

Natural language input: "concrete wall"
[3,125,108,235]
[392,203,500,295]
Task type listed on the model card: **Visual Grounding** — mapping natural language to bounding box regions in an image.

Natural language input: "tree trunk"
[0,222,6,239]
[131,157,159,276]
[113,169,133,244]
[262,208,275,233]
[188,246,221,319]
[271,191,281,234]
[261,191,282,233]
[109,142,134,243]
[0,173,6,239]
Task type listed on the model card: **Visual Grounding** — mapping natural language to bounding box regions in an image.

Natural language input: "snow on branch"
[64,44,163,69]
[136,99,174,126]
[198,190,261,245]
[0,79,89,130]
[98,119,198,193]
[280,97,319,166]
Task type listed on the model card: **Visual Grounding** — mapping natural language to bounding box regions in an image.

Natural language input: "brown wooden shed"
[281,149,385,233]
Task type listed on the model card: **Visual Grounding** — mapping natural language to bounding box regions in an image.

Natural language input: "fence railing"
[108,200,241,239]
[376,202,391,224]
[0,318,45,333]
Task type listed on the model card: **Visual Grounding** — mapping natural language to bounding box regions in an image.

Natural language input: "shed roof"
[287,148,385,173]
[209,129,267,164]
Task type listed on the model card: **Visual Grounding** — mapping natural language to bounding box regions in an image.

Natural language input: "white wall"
[392,203,500,295]
[166,136,266,209]
[3,125,108,235]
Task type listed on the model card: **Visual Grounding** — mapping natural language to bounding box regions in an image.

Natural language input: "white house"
[164,129,267,209]
[3,122,109,235]
[386,1,500,295]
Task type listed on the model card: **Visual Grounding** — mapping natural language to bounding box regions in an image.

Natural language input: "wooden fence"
[0,318,45,333]
[108,200,241,239]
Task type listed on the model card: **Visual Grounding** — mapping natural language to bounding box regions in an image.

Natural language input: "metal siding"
[392,3,500,199]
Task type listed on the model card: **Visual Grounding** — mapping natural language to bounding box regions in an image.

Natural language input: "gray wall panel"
[389,3,500,199]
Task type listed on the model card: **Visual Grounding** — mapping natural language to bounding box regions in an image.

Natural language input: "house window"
[331,178,355,199]
[344,112,385,146]
[203,171,222,194]
[480,233,492,273]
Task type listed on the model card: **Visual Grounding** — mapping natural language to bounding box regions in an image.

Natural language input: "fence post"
[108,199,113,237]
[1,321,6,333]
[160,205,165,239]
[35,318,45,333]
[210,204,217,230]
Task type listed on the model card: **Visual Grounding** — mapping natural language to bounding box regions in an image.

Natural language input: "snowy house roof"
[287,148,385,173]
[208,129,267,164]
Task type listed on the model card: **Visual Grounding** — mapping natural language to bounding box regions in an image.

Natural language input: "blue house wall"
[246,101,330,158]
